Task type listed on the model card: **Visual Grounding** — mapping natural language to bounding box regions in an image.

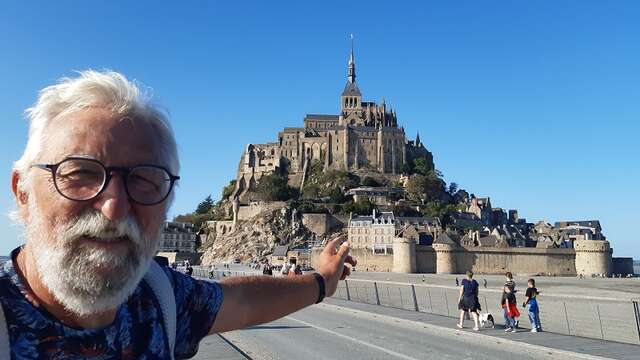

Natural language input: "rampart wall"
[311,245,579,275]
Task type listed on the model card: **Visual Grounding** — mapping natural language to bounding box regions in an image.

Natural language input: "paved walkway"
[192,334,250,360]
[324,298,640,359]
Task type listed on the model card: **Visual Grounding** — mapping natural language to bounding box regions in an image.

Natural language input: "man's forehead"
[42,108,162,166]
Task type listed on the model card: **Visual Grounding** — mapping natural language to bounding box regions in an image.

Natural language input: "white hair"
[13,70,179,194]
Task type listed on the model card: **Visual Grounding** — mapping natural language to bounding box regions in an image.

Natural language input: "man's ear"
[11,170,29,207]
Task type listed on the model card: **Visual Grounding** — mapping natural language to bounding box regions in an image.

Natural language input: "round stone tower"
[574,239,612,277]
[432,233,459,274]
[393,237,416,273]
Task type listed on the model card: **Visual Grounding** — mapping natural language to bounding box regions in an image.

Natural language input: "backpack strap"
[0,258,10,359]
[144,260,177,359]
[0,302,9,360]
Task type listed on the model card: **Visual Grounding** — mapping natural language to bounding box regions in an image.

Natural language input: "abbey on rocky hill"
[232,40,432,201]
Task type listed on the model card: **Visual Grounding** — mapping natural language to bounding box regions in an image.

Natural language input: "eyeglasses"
[31,156,180,206]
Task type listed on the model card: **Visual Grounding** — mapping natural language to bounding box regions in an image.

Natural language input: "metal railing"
[190,267,640,346]
[334,278,640,346]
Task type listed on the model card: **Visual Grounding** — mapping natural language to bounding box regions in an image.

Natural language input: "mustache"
[60,210,143,246]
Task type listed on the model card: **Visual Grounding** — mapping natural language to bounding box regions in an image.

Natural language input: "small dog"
[478,312,495,328]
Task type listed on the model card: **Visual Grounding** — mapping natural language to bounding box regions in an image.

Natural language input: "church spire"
[348,34,356,83]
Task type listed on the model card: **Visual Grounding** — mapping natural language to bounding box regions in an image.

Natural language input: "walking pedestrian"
[455,277,459,286]
[483,279,487,289]
[523,279,542,332]
[501,272,519,329]
[456,271,480,331]
[281,263,291,276]
[503,285,520,332]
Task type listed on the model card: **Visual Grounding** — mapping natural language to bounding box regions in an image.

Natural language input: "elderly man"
[1,71,356,359]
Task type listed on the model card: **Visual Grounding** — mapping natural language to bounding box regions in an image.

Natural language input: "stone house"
[157,221,198,253]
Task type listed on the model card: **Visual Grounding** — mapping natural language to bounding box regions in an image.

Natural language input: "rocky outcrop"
[199,203,335,265]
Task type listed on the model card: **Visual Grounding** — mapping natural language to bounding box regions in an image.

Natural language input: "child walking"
[501,272,520,329]
[523,279,542,332]
[503,285,520,332]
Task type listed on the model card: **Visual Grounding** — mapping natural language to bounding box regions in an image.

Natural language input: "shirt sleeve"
[163,267,224,358]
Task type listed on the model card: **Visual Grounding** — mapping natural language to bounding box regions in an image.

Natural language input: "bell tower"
[341,34,362,114]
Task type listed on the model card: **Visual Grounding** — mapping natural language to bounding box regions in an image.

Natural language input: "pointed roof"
[272,245,289,257]
[348,33,356,84]
[434,232,460,246]
[342,34,361,97]
[342,81,361,96]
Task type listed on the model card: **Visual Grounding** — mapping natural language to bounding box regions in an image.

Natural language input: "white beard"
[26,201,159,316]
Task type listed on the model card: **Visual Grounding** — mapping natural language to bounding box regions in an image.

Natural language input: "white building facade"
[158,221,198,253]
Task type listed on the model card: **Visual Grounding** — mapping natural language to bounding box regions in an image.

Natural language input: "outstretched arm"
[210,236,356,334]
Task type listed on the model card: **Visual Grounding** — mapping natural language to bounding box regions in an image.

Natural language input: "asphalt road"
[217,302,593,360]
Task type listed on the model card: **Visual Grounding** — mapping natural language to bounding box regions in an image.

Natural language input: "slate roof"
[342,81,362,96]
[304,114,339,121]
[554,220,601,230]
[272,245,289,257]
[434,233,460,246]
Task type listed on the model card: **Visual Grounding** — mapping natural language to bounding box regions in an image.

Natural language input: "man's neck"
[15,246,118,329]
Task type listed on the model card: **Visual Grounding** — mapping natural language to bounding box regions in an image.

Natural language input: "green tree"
[327,187,346,203]
[423,171,446,202]
[342,198,375,215]
[448,182,458,196]
[405,172,446,203]
[392,203,421,217]
[421,201,460,226]
[413,157,434,176]
[400,162,413,175]
[405,175,427,202]
[221,179,237,200]
[195,195,214,214]
[255,173,298,201]
[361,176,382,187]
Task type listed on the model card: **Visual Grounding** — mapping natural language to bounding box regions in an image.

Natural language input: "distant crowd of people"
[578,273,633,278]
[260,263,304,277]
[456,271,542,333]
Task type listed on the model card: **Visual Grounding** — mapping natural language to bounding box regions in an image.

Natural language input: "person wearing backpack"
[0,71,357,359]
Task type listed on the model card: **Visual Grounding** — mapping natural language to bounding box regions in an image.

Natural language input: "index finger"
[323,234,347,255]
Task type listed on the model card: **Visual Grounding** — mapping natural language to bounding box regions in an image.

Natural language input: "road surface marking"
[285,315,420,360]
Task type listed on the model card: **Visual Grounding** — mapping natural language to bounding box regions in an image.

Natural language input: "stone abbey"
[232,42,432,200]
[210,41,633,278]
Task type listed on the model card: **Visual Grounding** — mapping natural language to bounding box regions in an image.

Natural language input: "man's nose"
[93,174,132,221]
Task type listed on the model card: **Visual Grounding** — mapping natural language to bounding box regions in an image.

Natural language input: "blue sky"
[1,1,638,259]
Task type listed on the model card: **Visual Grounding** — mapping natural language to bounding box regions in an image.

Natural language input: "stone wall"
[237,201,287,221]
[415,245,436,273]
[301,213,347,237]
[311,247,394,272]
[312,245,583,276]
[455,247,576,276]
[612,257,634,276]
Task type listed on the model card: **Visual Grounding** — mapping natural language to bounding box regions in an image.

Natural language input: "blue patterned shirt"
[0,248,224,359]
